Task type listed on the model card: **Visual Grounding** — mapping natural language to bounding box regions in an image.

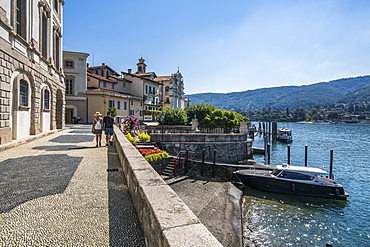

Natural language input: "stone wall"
[113,126,223,247]
[150,133,253,163]
[0,43,65,145]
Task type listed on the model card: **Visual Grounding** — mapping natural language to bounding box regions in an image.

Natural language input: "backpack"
[95,120,102,130]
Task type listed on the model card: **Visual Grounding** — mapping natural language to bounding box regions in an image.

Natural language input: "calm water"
[243,122,370,246]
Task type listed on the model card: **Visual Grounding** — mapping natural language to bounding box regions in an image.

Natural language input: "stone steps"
[162,159,175,177]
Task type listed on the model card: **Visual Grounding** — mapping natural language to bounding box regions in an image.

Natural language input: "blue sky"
[63,0,370,94]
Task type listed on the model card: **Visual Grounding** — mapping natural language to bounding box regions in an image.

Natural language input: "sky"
[63,0,370,94]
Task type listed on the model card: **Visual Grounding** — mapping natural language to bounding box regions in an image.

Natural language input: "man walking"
[103,111,115,146]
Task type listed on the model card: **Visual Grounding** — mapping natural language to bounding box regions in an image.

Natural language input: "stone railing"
[113,126,223,247]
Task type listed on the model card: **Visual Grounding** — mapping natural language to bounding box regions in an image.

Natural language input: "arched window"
[19,79,28,106]
[44,89,50,109]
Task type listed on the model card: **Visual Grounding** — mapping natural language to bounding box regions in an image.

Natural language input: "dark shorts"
[105,128,114,135]
[93,129,102,134]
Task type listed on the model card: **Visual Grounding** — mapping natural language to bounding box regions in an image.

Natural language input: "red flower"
[138,148,160,157]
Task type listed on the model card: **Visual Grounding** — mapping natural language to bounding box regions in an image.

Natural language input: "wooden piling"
[304,145,308,167]
[329,150,334,179]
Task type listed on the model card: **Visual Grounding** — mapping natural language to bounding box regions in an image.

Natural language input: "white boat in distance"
[276,128,293,142]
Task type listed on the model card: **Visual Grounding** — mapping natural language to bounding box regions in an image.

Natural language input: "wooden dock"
[252,147,265,155]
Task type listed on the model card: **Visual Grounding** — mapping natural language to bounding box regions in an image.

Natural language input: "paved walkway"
[0,124,145,246]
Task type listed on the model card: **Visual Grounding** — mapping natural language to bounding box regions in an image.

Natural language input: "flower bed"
[138,148,169,162]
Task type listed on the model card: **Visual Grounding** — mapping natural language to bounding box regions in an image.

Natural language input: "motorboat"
[276,128,293,142]
[234,164,349,200]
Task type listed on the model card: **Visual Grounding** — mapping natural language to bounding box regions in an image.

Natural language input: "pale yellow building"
[86,64,143,123]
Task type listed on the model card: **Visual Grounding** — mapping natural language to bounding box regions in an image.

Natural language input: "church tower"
[136,57,147,74]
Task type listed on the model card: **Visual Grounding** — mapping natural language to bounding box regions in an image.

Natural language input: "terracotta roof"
[135,72,157,78]
[86,88,133,96]
[121,72,163,85]
[88,64,120,75]
[110,75,132,83]
[87,72,115,82]
[155,76,172,81]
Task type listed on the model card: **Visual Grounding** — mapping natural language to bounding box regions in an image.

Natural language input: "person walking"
[92,112,103,147]
[103,111,115,146]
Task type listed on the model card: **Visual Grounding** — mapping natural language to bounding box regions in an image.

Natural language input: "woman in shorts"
[92,112,103,147]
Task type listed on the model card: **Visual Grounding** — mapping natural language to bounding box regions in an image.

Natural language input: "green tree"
[186,103,216,126]
[163,108,187,125]
[311,108,318,116]
[202,109,245,132]
[327,111,339,120]
[108,107,117,117]
[312,114,319,121]
[293,108,307,121]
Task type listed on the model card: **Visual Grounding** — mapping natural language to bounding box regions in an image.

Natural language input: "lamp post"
[160,112,165,150]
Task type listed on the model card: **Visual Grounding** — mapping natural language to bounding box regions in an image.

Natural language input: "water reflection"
[242,187,349,247]
[243,187,348,209]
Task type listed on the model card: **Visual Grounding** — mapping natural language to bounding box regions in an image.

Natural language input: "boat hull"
[235,173,348,200]
[276,136,293,143]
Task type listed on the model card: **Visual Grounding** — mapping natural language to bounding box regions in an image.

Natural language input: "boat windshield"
[271,169,282,176]
[278,171,314,180]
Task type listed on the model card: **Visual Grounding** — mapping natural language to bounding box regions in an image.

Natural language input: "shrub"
[121,115,139,136]
[125,133,136,145]
[138,133,151,143]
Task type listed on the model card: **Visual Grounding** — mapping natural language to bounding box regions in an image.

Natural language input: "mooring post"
[272,121,277,141]
[287,145,291,165]
[213,149,216,178]
[329,150,334,179]
[305,145,308,167]
[264,134,268,161]
[201,149,205,177]
[267,143,271,165]
[185,149,189,173]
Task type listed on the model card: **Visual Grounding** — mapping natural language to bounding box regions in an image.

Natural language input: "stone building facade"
[63,51,89,123]
[0,0,65,145]
[155,69,186,110]
[122,58,162,122]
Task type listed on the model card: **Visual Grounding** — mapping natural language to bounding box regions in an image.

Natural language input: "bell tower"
[136,57,147,74]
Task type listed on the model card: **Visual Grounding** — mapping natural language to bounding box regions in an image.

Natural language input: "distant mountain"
[337,83,370,103]
[186,76,370,110]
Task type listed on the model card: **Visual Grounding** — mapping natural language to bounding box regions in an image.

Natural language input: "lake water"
[243,122,370,246]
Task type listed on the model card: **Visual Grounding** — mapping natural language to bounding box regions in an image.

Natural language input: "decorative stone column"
[191,118,199,132]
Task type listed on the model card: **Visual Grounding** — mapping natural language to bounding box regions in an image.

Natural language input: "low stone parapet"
[113,126,223,247]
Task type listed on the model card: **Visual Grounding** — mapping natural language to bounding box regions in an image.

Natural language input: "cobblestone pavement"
[0,125,145,246]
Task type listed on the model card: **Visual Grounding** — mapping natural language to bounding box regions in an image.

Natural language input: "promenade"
[0,124,145,246]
